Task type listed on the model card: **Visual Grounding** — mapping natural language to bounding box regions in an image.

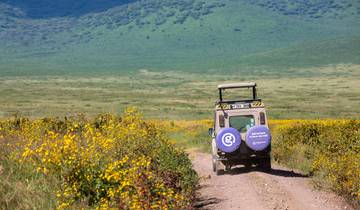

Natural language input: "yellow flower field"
[1,109,359,208]
[269,119,360,204]
[0,108,197,209]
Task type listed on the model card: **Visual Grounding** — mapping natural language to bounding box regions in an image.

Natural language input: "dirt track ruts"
[191,152,353,210]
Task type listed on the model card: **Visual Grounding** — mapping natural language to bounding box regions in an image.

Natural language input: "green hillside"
[0,0,359,76]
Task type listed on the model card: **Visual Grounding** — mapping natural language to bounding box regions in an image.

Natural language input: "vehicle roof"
[217,82,256,89]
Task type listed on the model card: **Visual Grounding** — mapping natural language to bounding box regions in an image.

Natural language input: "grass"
[0,160,57,209]
[152,120,212,153]
[0,64,359,120]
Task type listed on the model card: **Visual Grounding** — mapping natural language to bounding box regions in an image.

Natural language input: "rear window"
[229,115,255,133]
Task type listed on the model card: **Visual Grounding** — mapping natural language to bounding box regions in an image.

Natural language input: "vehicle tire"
[212,156,216,172]
[259,157,271,171]
[216,169,224,175]
[212,138,224,175]
[244,160,252,168]
[215,160,224,175]
[211,138,217,172]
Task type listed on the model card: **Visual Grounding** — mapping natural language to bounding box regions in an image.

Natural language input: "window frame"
[229,114,255,133]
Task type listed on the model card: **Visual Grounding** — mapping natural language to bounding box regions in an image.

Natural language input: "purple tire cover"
[216,128,241,153]
[245,125,271,151]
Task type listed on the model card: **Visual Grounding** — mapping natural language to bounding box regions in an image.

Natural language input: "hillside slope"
[0,0,359,75]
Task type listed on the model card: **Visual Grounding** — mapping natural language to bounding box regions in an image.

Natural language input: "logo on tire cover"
[221,133,236,147]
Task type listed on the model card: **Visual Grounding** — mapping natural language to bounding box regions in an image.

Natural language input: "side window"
[260,112,266,125]
[229,115,255,133]
[219,115,225,128]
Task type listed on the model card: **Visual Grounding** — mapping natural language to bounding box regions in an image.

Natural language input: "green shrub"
[271,120,360,205]
[0,108,198,209]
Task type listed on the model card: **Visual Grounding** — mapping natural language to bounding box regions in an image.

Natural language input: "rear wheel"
[212,157,216,172]
[259,157,271,171]
[215,160,224,175]
[211,138,218,172]
[244,161,252,168]
[212,138,225,175]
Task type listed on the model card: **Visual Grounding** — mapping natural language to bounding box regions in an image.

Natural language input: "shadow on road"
[267,168,308,177]
[193,196,222,209]
[226,166,308,178]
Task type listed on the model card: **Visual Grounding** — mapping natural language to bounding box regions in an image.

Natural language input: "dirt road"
[191,152,353,210]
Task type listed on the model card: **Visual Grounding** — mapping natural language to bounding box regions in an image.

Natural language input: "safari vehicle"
[208,82,271,175]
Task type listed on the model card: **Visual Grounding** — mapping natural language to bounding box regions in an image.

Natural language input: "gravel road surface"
[191,152,353,210]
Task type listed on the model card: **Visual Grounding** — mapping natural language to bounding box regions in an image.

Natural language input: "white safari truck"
[209,83,271,175]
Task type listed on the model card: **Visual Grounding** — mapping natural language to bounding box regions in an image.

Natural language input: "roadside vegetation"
[153,119,212,153]
[270,120,360,206]
[1,108,359,208]
[0,108,197,209]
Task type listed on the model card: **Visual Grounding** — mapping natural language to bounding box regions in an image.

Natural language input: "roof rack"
[218,82,256,89]
[218,82,257,102]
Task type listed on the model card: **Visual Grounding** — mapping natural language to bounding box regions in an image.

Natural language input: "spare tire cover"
[245,125,271,151]
[216,127,241,153]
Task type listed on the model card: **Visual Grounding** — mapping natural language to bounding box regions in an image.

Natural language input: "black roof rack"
[218,82,256,89]
[218,82,257,102]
